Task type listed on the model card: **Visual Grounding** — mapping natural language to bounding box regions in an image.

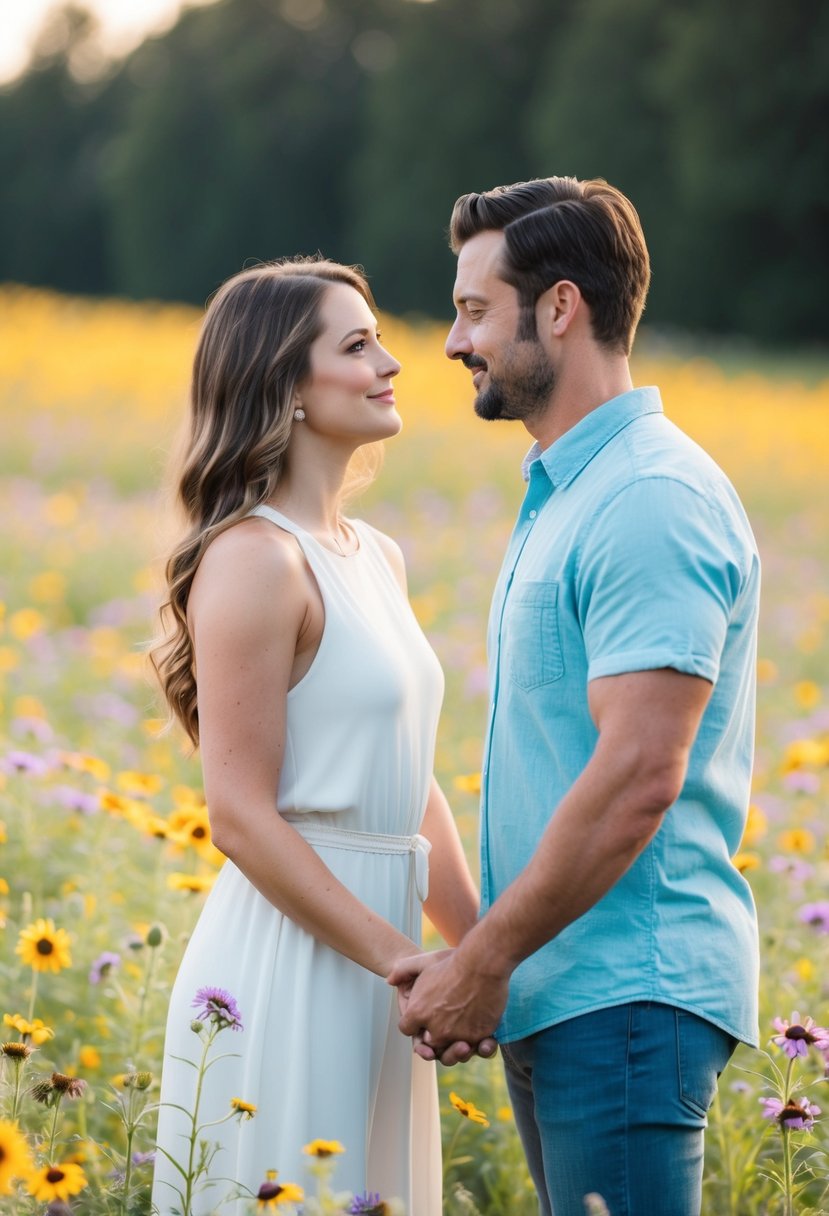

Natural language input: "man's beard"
[473,339,556,422]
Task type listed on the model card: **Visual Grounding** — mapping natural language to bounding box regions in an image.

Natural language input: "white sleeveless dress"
[151,506,444,1215]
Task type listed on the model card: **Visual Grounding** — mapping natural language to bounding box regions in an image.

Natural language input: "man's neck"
[527,354,634,451]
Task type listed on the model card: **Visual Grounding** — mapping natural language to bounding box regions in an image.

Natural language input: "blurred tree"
[0,6,125,293]
[0,0,825,341]
[346,0,559,317]
[105,0,404,303]
[529,0,829,343]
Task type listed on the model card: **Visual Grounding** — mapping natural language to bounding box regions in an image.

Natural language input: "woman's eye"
[347,339,367,353]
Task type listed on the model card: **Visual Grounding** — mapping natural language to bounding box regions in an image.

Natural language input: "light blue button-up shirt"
[481,386,760,1046]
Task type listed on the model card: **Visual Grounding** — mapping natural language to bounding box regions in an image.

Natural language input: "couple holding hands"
[151,175,760,1216]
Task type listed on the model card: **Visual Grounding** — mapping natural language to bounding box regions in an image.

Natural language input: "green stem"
[122,1116,136,1216]
[46,1093,64,1162]
[712,1088,734,1216]
[130,943,158,1059]
[182,1028,215,1216]
[9,1058,25,1123]
[442,1119,466,1184]
[26,968,39,1024]
[782,1057,795,1216]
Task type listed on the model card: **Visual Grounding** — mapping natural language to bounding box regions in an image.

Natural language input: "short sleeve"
[576,477,746,684]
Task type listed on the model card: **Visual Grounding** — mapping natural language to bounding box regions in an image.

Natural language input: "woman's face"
[297,282,402,444]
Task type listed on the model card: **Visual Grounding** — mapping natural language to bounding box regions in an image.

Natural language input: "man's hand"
[388,947,507,1064]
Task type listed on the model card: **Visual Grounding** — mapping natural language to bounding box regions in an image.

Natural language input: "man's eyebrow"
[455,293,488,306]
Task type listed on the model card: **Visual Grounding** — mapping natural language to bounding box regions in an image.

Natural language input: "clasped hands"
[388,947,507,1067]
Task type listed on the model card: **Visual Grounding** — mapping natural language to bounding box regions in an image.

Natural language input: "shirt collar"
[521,386,664,485]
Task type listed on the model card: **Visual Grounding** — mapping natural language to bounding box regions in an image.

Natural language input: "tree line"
[1,0,826,343]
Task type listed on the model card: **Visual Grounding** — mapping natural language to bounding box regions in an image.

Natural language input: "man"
[390,176,760,1216]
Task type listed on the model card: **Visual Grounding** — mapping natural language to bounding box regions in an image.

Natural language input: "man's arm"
[391,666,712,1056]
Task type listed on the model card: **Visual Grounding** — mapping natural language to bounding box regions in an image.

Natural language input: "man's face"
[445,230,555,422]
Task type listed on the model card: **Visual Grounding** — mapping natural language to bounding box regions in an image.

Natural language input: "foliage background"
[1,0,828,343]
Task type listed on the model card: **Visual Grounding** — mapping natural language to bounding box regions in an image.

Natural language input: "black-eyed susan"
[3,1014,54,1045]
[449,1091,490,1127]
[26,1160,88,1203]
[15,918,72,974]
[256,1170,304,1209]
[0,1118,32,1194]
[230,1097,257,1120]
[116,769,164,798]
[303,1139,345,1158]
[167,872,215,894]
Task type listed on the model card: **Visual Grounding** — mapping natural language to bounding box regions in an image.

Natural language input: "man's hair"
[449,176,651,355]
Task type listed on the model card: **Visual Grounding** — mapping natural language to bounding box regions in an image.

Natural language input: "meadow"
[1,284,828,1214]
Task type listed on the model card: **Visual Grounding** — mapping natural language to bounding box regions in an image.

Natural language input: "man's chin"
[473,390,510,421]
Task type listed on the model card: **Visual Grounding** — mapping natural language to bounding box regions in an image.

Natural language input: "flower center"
[46,1167,66,1183]
[36,938,55,955]
[786,1024,812,1041]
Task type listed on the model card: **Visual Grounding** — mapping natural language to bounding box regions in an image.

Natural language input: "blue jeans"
[500,1002,736,1216]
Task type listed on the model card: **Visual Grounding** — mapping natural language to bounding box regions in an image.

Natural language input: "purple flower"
[769,856,814,882]
[799,902,829,933]
[2,750,50,776]
[771,1012,829,1057]
[131,1149,156,1166]
[52,785,99,815]
[191,987,243,1031]
[349,1194,386,1215]
[11,716,54,743]
[761,1095,821,1131]
[783,771,821,794]
[89,951,121,984]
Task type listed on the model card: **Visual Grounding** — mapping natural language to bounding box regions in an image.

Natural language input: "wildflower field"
[1,284,829,1214]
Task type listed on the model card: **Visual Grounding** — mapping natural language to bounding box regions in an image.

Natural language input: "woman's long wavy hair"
[150,257,376,747]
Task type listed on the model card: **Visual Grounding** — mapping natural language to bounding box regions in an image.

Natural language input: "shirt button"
[528,509,537,519]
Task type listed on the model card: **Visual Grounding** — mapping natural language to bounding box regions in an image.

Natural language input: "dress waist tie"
[280,815,431,906]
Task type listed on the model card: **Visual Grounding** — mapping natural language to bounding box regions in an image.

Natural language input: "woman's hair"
[449,176,651,355]
[150,256,375,746]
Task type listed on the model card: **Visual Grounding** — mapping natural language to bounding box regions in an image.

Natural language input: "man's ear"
[537,280,582,341]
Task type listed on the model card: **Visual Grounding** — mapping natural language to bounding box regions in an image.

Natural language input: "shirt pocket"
[505,580,564,691]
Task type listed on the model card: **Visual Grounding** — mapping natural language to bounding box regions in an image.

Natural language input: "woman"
[150,258,481,1214]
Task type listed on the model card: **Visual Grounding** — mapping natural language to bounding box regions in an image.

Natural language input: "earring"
[293,407,306,421]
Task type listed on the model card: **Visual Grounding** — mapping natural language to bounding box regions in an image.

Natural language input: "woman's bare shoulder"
[191,515,309,613]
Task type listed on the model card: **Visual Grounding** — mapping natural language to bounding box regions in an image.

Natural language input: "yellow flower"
[449,1091,490,1127]
[756,657,778,684]
[12,695,46,720]
[60,751,111,781]
[0,879,8,896]
[496,1105,514,1122]
[15,918,72,973]
[777,828,816,854]
[741,803,768,847]
[0,1119,32,1194]
[166,872,215,894]
[256,1170,304,1208]
[78,1045,101,1070]
[230,1097,257,1119]
[782,738,829,772]
[453,772,482,794]
[28,571,67,605]
[26,1160,88,1203]
[795,680,822,709]
[793,957,815,982]
[302,1139,345,1158]
[732,851,761,874]
[9,609,45,641]
[3,1014,54,1044]
[116,770,164,798]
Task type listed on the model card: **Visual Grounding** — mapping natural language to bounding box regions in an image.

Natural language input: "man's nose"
[445,317,471,361]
